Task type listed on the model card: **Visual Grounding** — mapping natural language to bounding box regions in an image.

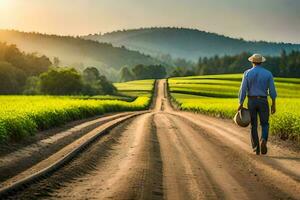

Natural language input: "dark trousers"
[248,98,270,148]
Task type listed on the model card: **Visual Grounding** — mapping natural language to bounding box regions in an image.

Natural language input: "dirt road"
[3,80,300,200]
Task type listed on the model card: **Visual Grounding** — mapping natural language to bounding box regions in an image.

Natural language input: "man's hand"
[238,104,243,111]
[271,99,276,114]
[271,104,276,114]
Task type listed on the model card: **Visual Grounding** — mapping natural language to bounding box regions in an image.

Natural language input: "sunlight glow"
[0,0,299,43]
[0,0,10,7]
[0,0,11,13]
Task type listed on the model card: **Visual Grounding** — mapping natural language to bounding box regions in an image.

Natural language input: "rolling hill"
[84,27,300,61]
[0,30,161,80]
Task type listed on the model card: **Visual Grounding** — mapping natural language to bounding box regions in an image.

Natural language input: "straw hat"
[248,54,266,63]
[233,108,251,127]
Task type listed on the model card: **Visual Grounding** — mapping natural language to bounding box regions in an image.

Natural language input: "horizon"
[2,27,300,45]
[0,0,299,43]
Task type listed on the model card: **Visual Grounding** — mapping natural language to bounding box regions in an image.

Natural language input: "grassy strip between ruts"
[168,75,300,143]
[0,79,155,142]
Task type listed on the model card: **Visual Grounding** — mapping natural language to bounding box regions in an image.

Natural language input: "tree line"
[0,42,116,95]
[119,64,167,82]
[0,29,161,78]
[0,42,52,94]
[87,27,300,61]
[1,41,299,95]
[26,67,116,95]
[170,50,300,78]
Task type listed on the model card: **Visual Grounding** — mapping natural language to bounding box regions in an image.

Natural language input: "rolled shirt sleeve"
[239,72,248,105]
[269,74,277,100]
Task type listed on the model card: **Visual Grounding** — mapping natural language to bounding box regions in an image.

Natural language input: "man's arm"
[238,72,248,110]
[269,74,277,114]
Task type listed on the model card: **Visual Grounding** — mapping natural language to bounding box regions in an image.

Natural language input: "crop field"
[0,80,155,142]
[168,74,300,142]
[77,95,135,102]
[114,79,155,97]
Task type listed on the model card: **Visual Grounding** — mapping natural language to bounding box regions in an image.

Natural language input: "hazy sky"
[0,0,299,43]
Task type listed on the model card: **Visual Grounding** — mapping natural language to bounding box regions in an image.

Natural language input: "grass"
[114,79,155,92]
[77,95,135,102]
[0,80,155,142]
[169,74,300,143]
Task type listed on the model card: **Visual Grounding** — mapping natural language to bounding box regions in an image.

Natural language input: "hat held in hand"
[248,54,266,63]
[234,108,251,127]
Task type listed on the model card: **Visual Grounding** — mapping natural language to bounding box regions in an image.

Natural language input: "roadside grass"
[0,80,155,142]
[169,74,300,143]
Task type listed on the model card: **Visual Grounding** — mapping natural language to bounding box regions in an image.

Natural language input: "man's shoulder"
[260,67,273,77]
[243,68,253,76]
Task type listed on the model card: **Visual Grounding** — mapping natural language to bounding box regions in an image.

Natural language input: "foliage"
[82,67,104,95]
[0,42,52,94]
[0,42,52,75]
[120,64,166,81]
[40,67,83,95]
[119,67,134,82]
[82,67,116,95]
[0,30,161,81]
[99,75,117,95]
[196,51,300,78]
[0,61,26,94]
[23,76,40,95]
[170,66,197,77]
[169,74,300,143]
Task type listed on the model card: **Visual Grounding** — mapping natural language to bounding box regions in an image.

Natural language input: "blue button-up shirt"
[239,66,277,105]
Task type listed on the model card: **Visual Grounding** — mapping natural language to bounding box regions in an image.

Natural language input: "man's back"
[244,66,274,97]
[239,65,277,104]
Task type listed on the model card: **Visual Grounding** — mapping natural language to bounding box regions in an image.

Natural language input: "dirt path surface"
[2,80,300,200]
[0,112,136,182]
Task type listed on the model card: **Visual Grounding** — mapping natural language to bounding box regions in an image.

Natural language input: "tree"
[0,61,26,94]
[132,64,146,79]
[53,57,60,66]
[170,66,195,77]
[40,67,83,95]
[82,67,103,95]
[149,65,167,79]
[23,76,40,95]
[82,67,116,95]
[99,75,117,95]
[120,67,134,82]
[195,51,300,77]
[132,64,167,80]
[0,42,52,94]
[83,67,100,82]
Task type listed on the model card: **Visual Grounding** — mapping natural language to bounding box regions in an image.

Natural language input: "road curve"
[2,80,300,200]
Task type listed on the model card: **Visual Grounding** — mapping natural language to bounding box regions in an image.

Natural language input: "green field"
[114,79,155,97]
[0,80,155,142]
[168,74,300,143]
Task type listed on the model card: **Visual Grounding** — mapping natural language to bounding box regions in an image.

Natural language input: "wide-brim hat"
[233,108,251,127]
[248,54,266,63]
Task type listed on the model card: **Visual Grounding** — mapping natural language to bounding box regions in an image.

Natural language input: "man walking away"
[238,54,277,155]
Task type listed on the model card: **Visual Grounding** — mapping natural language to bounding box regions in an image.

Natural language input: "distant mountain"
[84,27,300,61]
[0,30,161,80]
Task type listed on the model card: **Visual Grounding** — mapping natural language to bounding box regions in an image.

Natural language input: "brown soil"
[0,112,135,182]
